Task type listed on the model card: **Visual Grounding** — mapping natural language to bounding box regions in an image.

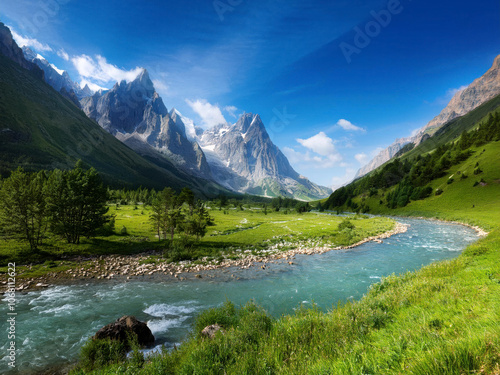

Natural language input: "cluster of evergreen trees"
[150,187,213,241]
[325,111,500,211]
[0,162,109,251]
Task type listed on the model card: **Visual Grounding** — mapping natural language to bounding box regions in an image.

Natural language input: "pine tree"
[47,161,109,244]
[0,168,49,252]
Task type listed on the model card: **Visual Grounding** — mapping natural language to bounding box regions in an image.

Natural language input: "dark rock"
[93,316,154,347]
[0,22,44,79]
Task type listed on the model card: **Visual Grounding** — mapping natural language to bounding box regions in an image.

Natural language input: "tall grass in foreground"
[71,228,500,374]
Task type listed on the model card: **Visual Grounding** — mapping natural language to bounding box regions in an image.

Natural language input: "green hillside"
[401,94,500,160]
[324,98,500,217]
[0,54,226,196]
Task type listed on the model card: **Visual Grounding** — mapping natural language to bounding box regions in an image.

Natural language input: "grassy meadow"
[0,206,394,280]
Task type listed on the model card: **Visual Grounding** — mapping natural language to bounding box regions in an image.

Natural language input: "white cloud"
[10,29,52,52]
[355,153,369,165]
[337,119,365,132]
[71,54,143,84]
[57,49,69,61]
[224,105,238,118]
[185,99,227,128]
[297,132,336,156]
[283,147,342,169]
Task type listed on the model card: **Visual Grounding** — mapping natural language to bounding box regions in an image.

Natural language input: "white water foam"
[147,317,189,334]
[144,303,197,318]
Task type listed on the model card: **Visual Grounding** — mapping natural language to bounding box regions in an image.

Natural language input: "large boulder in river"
[93,316,154,347]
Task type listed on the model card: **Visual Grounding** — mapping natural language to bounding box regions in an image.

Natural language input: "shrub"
[447,178,454,185]
[338,219,355,231]
[120,226,128,235]
[435,188,443,196]
[77,338,127,372]
[194,300,239,337]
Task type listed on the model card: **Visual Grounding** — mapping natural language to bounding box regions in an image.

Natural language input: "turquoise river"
[0,218,480,374]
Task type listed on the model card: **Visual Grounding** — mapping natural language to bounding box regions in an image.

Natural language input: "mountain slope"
[356,54,500,178]
[0,22,44,79]
[325,97,500,213]
[0,26,227,196]
[80,70,212,180]
[198,113,332,200]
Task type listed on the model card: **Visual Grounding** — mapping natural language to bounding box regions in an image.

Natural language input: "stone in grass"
[93,316,155,348]
[201,324,224,339]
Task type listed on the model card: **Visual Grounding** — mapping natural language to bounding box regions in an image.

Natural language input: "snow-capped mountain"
[356,54,500,179]
[22,46,92,104]
[198,113,332,200]
[80,69,212,179]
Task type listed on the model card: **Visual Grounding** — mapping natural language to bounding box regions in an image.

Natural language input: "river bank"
[2,222,409,293]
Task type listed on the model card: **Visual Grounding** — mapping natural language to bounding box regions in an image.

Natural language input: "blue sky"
[2,0,499,188]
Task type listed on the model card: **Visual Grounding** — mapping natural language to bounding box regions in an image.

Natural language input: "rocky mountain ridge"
[80,69,213,179]
[22,46,92,102]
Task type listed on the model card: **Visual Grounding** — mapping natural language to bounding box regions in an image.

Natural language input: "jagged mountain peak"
[80,71,212,180]
[235,113,262,132]
[198,112,331,200]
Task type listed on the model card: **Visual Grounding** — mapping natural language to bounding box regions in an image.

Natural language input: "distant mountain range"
[355,54,500,179]
[1,22,330,200]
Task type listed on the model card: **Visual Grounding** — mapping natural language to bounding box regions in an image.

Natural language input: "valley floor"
[1,210,397,292]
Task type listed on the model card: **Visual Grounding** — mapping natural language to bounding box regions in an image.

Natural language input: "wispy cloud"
[224,105,238,118]
[185,99,228,128]
[337,119,366,132]
[10,29,52,52]
[57,49,69,61]
[71,54,143,85]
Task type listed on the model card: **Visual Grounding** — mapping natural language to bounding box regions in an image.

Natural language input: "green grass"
[0,206,394,280]
[356,140,500,231]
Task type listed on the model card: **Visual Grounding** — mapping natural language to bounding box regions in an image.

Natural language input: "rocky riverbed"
[3,222,409,293]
